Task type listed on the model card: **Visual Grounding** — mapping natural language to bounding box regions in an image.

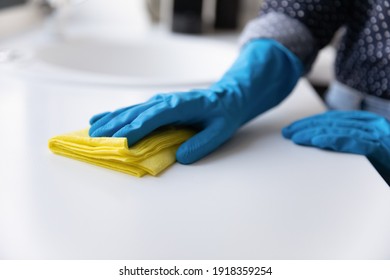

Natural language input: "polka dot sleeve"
[240,0,350,72]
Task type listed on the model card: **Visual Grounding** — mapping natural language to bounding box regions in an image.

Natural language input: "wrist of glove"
[89,39,303,164]
[282,110,390,174]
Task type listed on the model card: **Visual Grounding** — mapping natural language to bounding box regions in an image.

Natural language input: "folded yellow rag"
[48,127,195,177]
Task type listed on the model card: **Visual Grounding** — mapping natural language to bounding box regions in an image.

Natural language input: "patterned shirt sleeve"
[239,0,350,72]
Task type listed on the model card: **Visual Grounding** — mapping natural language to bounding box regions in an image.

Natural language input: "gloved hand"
[282,110,390,175]
[89,39,303,164]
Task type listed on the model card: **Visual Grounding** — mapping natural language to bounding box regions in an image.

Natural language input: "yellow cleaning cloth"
[48,127,195,177]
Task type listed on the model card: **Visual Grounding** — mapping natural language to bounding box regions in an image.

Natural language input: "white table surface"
[0,72,389,259]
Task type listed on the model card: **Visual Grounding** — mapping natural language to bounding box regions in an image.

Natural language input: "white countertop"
[0,73,389,259]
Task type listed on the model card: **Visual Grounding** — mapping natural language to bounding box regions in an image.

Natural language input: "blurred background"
[0,0,261,37]
[0,0,335,90]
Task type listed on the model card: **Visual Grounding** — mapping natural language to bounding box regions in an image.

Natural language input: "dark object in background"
[172,0,203,34]
[311,84,328,101]
[214,0,240,29]
[0,0,27,9]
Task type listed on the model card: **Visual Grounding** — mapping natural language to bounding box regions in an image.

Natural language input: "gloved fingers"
[282,114,335,138]
[284,110,381,129]
[89,111,110,126]
[324,110,382,121]
[282,119,375,138]
[311,135,379,155]
[111,101,193,145]
[89,106,134,136]
[288,127,376,146]
[176,118,234,164]
[89,101,160,137]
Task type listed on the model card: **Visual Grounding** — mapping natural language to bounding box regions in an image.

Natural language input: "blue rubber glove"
[282,110,390,176]
[89,39,303,164]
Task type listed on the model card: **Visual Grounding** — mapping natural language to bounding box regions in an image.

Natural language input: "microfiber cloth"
[48,127,195,177]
